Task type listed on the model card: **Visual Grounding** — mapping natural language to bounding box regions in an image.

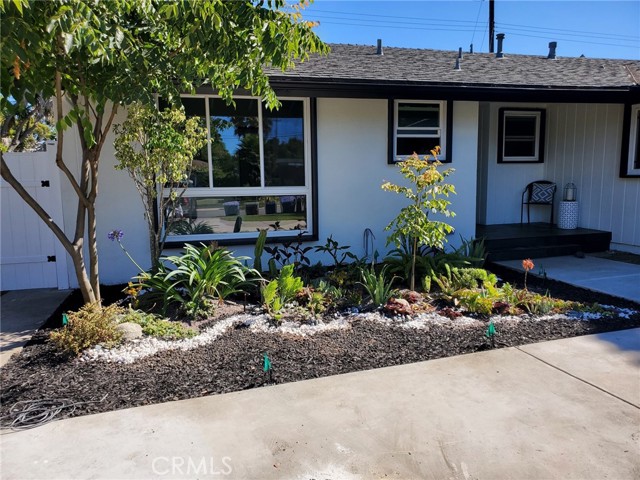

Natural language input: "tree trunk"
[411,236,418,291]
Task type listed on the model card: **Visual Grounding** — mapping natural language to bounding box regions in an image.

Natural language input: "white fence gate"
[1,145,68,290]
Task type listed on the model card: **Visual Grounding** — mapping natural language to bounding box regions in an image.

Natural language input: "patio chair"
[521,181,556,225]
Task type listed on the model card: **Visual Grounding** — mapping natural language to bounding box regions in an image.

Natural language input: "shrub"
[450,268,498,290]
[50,303,124,356]
[455,236,487,267]
[262,264,304,317]
[137,243,258,317]
[358,265,397,307]
[121,309,196,340]
[314,235,356,267]
[452,289,493,316]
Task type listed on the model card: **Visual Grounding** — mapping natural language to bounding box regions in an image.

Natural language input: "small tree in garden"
[114,104,207,268]
[0,0,327,304]
[382,147,456,291]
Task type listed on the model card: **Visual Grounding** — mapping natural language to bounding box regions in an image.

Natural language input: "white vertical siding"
[544,103,640,252]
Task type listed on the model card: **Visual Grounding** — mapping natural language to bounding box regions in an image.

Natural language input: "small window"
[498,108,546,163]
[623,104,640,177]
[391,100,449,162]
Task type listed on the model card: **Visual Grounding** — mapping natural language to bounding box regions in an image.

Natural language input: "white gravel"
[79,304,636,365]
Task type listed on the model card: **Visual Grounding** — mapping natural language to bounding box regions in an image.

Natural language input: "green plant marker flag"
[62,313,69,326]
[263,353,271,372]
[485,320,496,338]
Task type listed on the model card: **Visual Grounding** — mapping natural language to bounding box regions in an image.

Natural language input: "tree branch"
[0,154,74,256]
[54,72,89,207]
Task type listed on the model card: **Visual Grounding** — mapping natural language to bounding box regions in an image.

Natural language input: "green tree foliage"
[0,0,327,304]
[0,94,55,152]
[382,148,456,291]
[113,103,208,267]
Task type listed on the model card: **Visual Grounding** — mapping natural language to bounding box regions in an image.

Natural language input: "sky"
[300,0,640,60]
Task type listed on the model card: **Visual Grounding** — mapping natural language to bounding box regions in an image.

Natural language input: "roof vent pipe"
[455,58,461,70]
[458,47,463,59]
[376,38,383,55]
[496,33,505,58]
[470,43,474,54]
[548,41,557,59]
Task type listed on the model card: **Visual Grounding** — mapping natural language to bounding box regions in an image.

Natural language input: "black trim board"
[261,79,640,104]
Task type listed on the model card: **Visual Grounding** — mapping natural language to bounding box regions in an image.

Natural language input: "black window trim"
[497,107,546,164]
[620,102,640,178]
[387,99,453,164]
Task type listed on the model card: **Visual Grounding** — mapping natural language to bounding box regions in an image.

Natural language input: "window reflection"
[263,101,305,186]
[165,196,308,236]
[210,99,260,187]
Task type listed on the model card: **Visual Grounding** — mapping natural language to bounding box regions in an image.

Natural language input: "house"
[2,40,640,289]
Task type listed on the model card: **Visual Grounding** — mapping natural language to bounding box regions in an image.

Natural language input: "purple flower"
[107,229,124,241]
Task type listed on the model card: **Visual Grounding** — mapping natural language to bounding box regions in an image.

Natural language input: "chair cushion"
[530,183,555,203]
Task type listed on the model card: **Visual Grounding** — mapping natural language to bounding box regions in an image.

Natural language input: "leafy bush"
[264,232,312,273]
[137,243,258,317]
[314,235,356,267]
[454,236,487,267]
[168,219,214,235]
[453,290,493,316]
[451,268,497,290]
[50,303,124,356]
[358,265,397,307]
[262,264,304,317]
[121,309,196,340]
[386,236,474,291]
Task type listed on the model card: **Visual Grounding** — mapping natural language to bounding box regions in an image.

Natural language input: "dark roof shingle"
[271,44,640,90]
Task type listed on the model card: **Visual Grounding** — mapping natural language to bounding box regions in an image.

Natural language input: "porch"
[476,223,612,261]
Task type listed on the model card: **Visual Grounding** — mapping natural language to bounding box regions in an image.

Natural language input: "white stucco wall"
[54,97,479,286]
[59,104,150,287]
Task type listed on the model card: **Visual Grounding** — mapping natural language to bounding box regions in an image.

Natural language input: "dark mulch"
[2,264,639,424]
[2,315,638,422]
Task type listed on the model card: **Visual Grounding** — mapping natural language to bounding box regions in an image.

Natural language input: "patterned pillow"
[531,183,555,203]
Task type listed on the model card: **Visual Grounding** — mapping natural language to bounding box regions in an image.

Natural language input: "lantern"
[563,183,577,202]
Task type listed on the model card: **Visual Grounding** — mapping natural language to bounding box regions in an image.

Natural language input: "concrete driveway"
[496,255,640,303]
[0,289,70,367]
[1,328,639,479]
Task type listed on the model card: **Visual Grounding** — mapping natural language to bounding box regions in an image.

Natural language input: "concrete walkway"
[496,255,640,303]
[0,288,70,367]
[1,329,638,480]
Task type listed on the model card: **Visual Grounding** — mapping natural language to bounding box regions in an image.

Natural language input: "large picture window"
[498,108,546,163]
[390,100,451,163]
[164,96,313,243]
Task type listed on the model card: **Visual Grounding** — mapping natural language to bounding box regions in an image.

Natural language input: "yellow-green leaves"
[382,149,457,290]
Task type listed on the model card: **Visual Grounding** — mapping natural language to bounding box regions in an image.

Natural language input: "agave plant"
[357,265,397,307]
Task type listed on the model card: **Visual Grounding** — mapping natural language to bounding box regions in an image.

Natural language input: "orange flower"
[522,258,534,271]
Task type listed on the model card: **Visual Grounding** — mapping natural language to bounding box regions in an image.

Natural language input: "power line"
[496,23,639,43]
[306,8,639,43]
[470,0,486,46]
[498,21,640,41]
[310,13,479,30]
[501,31,640,49]
[307,8,481,25]
[317,20,478,34]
